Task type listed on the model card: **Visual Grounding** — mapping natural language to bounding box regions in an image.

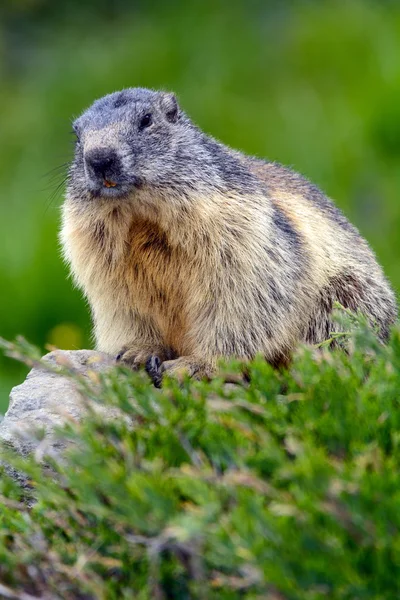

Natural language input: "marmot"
[61,87,397,383]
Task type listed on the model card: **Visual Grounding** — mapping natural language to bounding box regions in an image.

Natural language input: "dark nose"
[85,148,120,181]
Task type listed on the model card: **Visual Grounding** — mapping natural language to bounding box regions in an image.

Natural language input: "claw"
[145,355,163,388]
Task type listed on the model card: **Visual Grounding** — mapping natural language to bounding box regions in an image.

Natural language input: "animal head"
[66,87,261,213]
[68,88,197,201]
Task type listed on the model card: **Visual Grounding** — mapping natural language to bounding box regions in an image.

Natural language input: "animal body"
[61,87,397,383]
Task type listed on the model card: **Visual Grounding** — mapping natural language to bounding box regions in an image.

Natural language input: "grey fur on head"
[69,88,260,203]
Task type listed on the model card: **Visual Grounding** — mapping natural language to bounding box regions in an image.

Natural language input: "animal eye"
[140,113,152,129]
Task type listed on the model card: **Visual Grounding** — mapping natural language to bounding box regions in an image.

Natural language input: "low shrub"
[0,312,400,599]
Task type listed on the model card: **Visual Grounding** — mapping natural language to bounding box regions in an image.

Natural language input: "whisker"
[41,162,70,180]
[42,174,69,216]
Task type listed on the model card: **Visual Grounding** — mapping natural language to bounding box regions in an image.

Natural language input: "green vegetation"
[1,314,400,598]
[1,3,399,596]
[1,0,400,410]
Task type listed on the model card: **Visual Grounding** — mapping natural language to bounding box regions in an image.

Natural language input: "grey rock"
[0,350,115,462]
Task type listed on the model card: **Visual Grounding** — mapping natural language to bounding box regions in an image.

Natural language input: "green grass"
[1,314,400,598]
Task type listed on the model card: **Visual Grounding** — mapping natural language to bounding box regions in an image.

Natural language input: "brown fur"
[62,90,397,382]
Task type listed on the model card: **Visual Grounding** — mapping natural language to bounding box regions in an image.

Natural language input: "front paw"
[116,347,155,370]
[145,355,213,387]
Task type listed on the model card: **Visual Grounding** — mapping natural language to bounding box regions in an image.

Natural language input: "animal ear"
[159,92,179,123]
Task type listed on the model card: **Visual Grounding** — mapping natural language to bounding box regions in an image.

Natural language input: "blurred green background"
[0,0,399,412]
